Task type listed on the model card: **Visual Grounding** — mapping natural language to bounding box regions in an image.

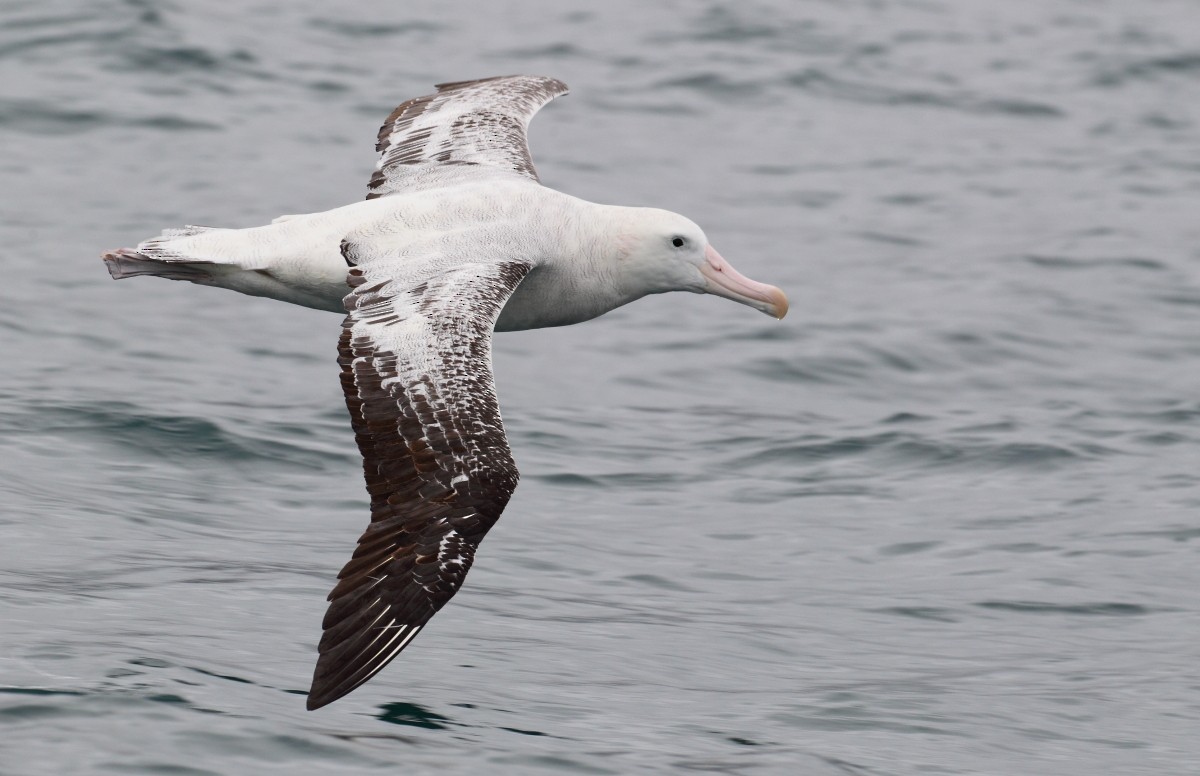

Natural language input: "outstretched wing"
[307,250,533,710]
[366,74,568,199]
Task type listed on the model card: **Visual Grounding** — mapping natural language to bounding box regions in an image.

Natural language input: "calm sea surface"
[2,1,1199,773]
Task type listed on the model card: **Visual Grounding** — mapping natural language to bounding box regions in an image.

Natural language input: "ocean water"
[2,0,1199,773]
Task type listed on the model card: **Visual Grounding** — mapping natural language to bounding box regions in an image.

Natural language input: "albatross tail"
[101,219,350,313]
[102,225,223,282]
[102,247,219,282]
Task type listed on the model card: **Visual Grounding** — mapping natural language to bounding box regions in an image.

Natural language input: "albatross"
[102,75,787,710]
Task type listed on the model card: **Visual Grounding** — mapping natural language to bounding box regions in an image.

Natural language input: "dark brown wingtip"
[305,688,331,711]
[306,643,372,710]
[305,643,386,711]
[307,658,359,710]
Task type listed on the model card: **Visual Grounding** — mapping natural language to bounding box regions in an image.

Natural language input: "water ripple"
[785,68,1065,117]
[0,99,220,134]
[975,601,1156,616]
[1094,52,1200,87]
[307,18,444,37]
[0,400,351,469]
[731,431,1092,474]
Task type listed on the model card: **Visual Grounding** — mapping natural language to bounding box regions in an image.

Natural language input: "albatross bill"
[700,244,789,319]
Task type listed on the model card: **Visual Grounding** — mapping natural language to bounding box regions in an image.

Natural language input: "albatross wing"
[366,74,568,198]
[308,249,533,710]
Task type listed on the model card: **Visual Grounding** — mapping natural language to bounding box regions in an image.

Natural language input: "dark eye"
[671,236,685,248]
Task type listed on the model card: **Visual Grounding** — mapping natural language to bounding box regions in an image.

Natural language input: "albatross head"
[617,209,789,319]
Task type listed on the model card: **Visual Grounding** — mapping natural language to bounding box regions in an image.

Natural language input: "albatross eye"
[671,236,685,248]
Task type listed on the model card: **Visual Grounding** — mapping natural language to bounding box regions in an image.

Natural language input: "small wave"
[746,355,870,384]
[854,230,927,247]
[878,192,939,207]
[0,687,86,698]
[1135,431,1187,447]
[1111,526,1200,543]
[134,115,220,131]
[747,341,943,384]
[785,69,1064,118]
[495,43,586,60]
[1019,254,1167,271]
[654,73,766,100]
[0,98,219,134]
[308,19,444,37]
[975,601,1154,616]
[0,29,112,61]
[1158,291,1200,308]
[883,412,931,424]
[1126,402,1200,425]
[734,434,903,464]
[1093,52,1200,87]
[878,541,941,556]
[118,46,258,75]
[0,1,149,62]
[0,702,81,722]
[621,573,698,593]
[589,97,701,116]
[531,470,690,490]
[691,18,782,44]
[730,432,1087,472]
[8,400,351,469]
[873,606,958,623]
[532,472,604,488]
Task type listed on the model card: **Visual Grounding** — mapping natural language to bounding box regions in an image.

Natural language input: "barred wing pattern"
[366,75,568,198]
[307,255,533,710]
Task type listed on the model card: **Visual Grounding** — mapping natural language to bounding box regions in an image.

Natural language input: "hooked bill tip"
[768,287,789,320]
[701,246,789,320]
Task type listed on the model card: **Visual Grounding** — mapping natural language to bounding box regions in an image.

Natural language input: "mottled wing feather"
[366,74,568,198]
[307,256,533,710]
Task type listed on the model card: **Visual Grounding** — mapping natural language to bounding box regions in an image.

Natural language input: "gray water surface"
[2,1,1199,774]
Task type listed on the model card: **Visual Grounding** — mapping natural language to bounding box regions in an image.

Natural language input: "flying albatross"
[102,75,788,710]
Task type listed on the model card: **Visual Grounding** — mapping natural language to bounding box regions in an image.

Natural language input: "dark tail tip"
[101,248,213,282]
[101,248,150,279]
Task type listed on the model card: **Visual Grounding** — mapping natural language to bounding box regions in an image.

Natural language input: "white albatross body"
[123,180,703,331]
[102,75,787,710]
